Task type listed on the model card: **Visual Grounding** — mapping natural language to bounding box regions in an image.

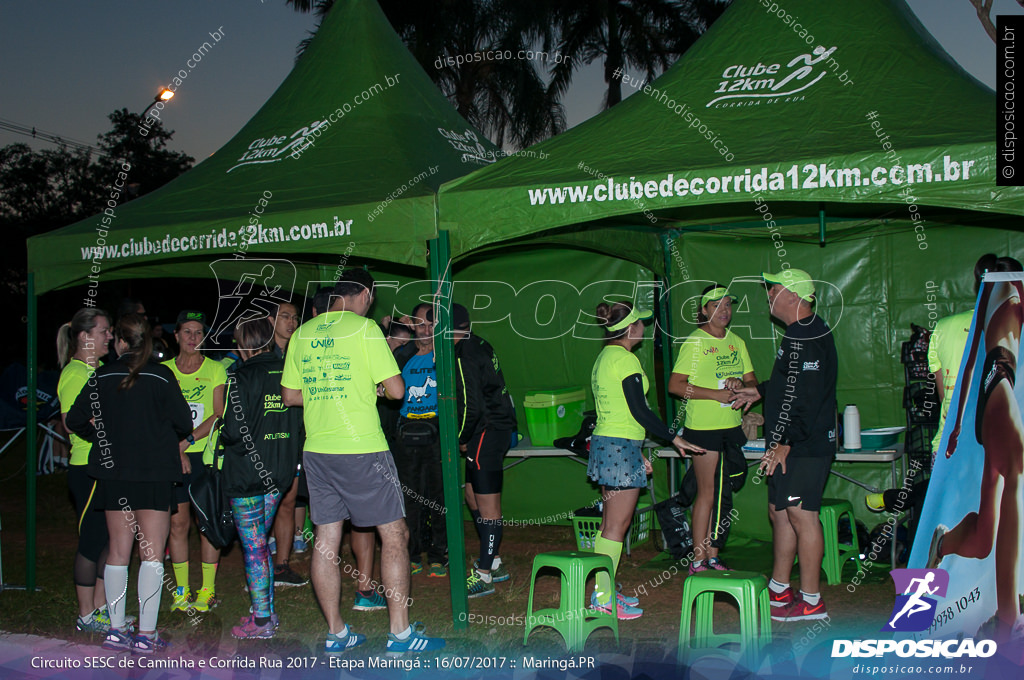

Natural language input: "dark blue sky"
[0,0,1017,160]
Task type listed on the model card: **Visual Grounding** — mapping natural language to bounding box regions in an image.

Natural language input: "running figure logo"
[882,568,949,632]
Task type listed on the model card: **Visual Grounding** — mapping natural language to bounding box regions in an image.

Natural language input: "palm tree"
[286,0,564,148]
[287,0,728,144]
[544,0,730,109]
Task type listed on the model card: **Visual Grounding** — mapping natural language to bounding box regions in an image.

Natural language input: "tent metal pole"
[26,272,37,592]
[428,230,468,630]
[659,233,682,492]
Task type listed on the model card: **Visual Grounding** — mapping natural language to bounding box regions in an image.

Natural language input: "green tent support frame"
[659,231,682,494]
[25,273,37,592]
[428,229,468,629]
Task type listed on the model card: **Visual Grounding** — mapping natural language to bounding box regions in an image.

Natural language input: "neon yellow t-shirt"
[592,345,649,441]
[927,311,972,452]
[58,358,99,466]
[672,328,754,431]
[163,356,227,461]
[281,311,400,454]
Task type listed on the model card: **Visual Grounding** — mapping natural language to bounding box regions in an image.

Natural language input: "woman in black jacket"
[220,318,303,639]
[67,313,193,654]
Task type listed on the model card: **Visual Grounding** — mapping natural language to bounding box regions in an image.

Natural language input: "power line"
[0,118,107,156]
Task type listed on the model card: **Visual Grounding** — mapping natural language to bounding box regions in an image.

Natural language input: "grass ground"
[0,466,899,664]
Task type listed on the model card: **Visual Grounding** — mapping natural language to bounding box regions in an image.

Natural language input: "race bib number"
[188,402,205,428]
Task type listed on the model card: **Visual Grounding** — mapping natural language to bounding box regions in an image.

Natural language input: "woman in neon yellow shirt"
[669,285,758,574]
[588,301,703,620]
[57,308,113,633]
[163,310,227,613]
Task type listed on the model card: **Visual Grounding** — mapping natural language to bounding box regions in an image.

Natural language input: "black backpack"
[188,420,236,549]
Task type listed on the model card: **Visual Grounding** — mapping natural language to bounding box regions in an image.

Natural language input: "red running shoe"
[771,596,828,622]
[769,585,796,608]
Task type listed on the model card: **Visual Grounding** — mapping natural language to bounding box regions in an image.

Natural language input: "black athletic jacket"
[454,334,517,445]
[66,356,192,482]
[758,314,838,457]
[219,352,303,498]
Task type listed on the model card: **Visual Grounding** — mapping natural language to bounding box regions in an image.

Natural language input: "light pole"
[141,88,174,118]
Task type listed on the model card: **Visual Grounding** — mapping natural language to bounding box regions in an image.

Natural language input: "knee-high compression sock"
[171,561,189,590]
[592,534,623,605]
[104,565,129,630]
[470,508,483,538]
[201,562,218,594]
[479,518,503,571]
[138,562,164,633]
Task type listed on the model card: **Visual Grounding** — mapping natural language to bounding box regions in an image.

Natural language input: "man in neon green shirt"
[281,270,445,655]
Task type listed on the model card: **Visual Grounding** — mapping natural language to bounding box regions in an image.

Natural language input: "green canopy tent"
[23,0,499,622]
[438,0,1024,536]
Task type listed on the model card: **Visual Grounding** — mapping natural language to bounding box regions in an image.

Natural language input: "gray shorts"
[303,450,406,527]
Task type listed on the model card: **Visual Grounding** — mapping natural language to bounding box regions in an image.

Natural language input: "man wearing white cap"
[731,268,837,622]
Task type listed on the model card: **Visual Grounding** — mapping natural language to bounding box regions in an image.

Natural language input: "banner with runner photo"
[908,272,1024,644]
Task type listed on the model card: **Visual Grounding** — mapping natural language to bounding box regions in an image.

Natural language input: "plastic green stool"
[678,570,772,669]
[819,498,861,586]
[523,551,618,652]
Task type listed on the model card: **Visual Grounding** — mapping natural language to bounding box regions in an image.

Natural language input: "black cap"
[175,310,207,330]
[426,303,469,330]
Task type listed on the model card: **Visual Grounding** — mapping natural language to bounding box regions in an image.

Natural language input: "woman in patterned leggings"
[220,318,303,639]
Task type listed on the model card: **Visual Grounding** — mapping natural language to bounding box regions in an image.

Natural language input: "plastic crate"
[572,499,652,556]
[523,388,585,446]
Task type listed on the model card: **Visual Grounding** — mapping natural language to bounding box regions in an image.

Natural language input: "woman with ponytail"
[57,308,113,633]
[587,301,704,620]
[66,313,193,654]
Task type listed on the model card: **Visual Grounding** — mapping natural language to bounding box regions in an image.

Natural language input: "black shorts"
[98,479,176,512]
[682,426,746,453]
[464,429,512,473]
[767,456,831,512]
[977,346,1016,444]
[173,452,207,506]
[68,465,108,562]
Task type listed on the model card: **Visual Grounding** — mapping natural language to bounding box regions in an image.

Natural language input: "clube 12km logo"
[832,569,997,659]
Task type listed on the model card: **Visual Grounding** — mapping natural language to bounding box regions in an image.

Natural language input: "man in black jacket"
[429,304,516,598]
[732,269,837,623]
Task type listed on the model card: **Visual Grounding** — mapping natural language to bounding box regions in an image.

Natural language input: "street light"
[141,88,174,118]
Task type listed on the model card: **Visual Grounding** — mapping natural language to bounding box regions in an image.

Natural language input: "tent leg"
[660,233,682,492]
[429,231,468,631]
[819,204,827,247]
[26,273,37,593]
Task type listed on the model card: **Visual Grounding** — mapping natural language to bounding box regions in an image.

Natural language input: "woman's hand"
[673,435,706,458]
[715,388,737,404]
[946,426,960,459]
[180,451,192,475]
[723,377,744,391]
[643,456,653,475]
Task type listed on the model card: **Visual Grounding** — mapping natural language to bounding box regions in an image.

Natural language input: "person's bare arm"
[282,385,303,407]
[668,373,734,404]
[380,374,405,400]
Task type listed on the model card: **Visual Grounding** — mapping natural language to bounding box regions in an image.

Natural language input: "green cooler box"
[523,387,586,446]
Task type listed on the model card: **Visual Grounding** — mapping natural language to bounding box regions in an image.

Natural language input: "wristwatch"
[186,434,195,445]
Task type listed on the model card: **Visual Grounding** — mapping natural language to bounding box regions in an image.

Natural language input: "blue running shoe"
[386,622,446,654]
[131,632,170,655]
[325,627,366,653]
[101,627,133,652]
[353,590,386,611]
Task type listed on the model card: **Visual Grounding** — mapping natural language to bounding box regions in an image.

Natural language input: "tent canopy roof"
[27,0,498,294]
[440,0,1020,267]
